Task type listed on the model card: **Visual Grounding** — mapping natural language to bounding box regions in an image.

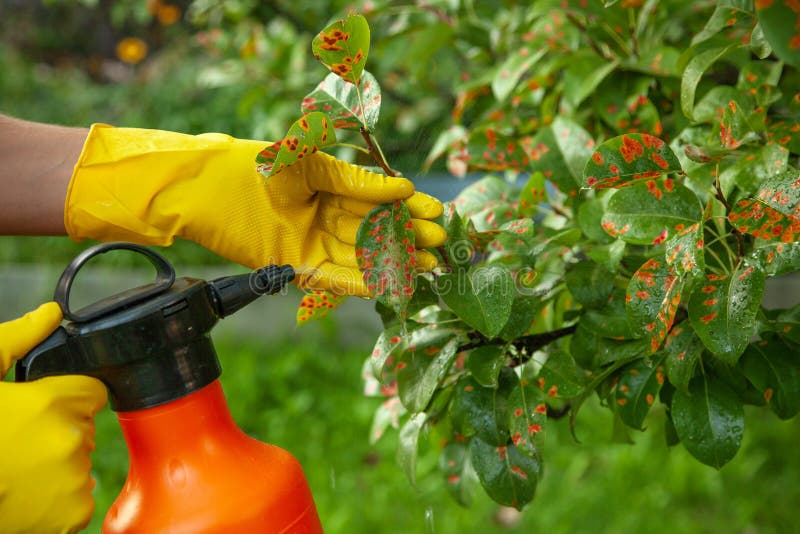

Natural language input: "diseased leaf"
[602,179,703,245]
[396,331,465,413]
[727,168,800,240]
[437,265,515,339]
[356,201,416,320]
[507,378,547,457]
[450,128,534,175]
[688,262,765,364]
[565,260,614,309]
[440,441,477,507]
[518,171,547,216]
[756,1,800,68]
[663,320,703,393]
[397,413,426,486]
[626,258,685,353]
[301,71,381,130]
[369,396,406,443]
[582,287,638,340]
[492,47,546,101]
[615,355,667,430]
[452,175,515,221]
[584,134,681,189]
[680,44,740,122]
[672,375,744,469]
[296,290,348,325]
[538,349,588,399]
[740,338,800,420]
[665,222,705,276]
[311,13,370,85]
[369,324,406,379]
[750,242,800,276]
[256,112,336,178]
[530,117,595,196]
[470,437,542,511]
[451,376,508,446]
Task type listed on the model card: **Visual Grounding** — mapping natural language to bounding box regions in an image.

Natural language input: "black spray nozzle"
[208,264,295,318]
[16,243,295,411]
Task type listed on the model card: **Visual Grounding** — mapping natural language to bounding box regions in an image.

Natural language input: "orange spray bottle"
[17,242,323,533]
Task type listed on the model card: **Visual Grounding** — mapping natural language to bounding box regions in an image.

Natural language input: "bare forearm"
[0,114,88,235]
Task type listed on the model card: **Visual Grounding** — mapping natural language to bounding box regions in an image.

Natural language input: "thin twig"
[713,176,744,261]
[360,127,398,176]
[456,325,578,361]
[564,10,616,61]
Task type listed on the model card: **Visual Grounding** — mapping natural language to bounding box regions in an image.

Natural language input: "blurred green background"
[1,1,799,532]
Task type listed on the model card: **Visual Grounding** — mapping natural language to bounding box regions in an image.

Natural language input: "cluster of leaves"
[262,2,800,513]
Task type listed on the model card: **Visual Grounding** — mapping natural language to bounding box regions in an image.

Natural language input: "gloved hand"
[65,125,446,296]
[0,303,108,534]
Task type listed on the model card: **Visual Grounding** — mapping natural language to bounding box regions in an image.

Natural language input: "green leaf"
[578,196,614,244]
[451,376,508,445]
[466,345,508,388]
[452,175,515,220]
[680,44,739,122]
[756,1,800,68]
[301,71,381,131]
[538,349,588,399]
[688,262,766,364]
[507,377,547,457]
[369,324,406,379]
[397,333,464,413]
[470,437,542,510]
[437,265,515,339]
[570,321,649,368]
[602,179,703,245]
[663,321,703,393]
[529,117,595,195]
[582,287,638,340]
[356,201,416,320]
[312,13,370,85]
[440,441,476,507]
[626,259,686,353]
[518,171,547,216]
[442,203,474,271]
[672,375,744,469]
[295,290,347,325]
[562,54,620,111]
[397,413,426,486]
[565,260,614,309]
[451,128,535,175]
[615,355,667,430]
[740,338,800,420]
[492,47,546,101]
[584,134,682,189]
[256,112,336,178]
[369,396,406,443]
[691,1,754,46]
[498,293,544,342]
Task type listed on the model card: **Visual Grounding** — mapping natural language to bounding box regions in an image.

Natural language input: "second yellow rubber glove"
[65,125,446,296]
[0,303,108,534]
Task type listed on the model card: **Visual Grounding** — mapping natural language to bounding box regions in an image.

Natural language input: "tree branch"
[457,325,578,363]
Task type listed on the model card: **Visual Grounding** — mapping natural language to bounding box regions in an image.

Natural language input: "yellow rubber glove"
[65,125,446,296]
[0,303,108,534]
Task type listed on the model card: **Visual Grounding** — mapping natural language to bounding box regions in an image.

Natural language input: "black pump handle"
[54,242,176,322]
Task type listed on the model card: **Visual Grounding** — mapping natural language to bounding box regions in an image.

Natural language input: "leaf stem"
[712,173,744,261]
[333,142,372,156]
[360,127,398,176]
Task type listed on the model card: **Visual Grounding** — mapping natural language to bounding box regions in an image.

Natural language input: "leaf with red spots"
[583,133,682,190]
[356,200,417,320]
[452,175,514,222]
[311,13,370,85]
[602,179,703,245]
[466,345,508,388]
[719,142,789,197]
[716,98,761,150]
[665,222,705,276]
[565,260,615,309]
[671,375,744,469]
[491,47,546,101]
[626,259,685,353]
[469,436,541,511]
[692,1,755,47]
[688,262,765,364]
[451,375,509,446]
[296,290,348,326]
[751,242,800,276]
[614,355,667,430]
[582,287,638,340]
[768,118,800,155]
[740,337,800,420]
[436,265,515,339]
[439,441,477,507]
[756,1,800,68]
[538,349,587,399]
[529,117,595,196]
[506,375,547,457]
[594,89,663,137]
[369,323,407,379]
[449,127,534,175]
[518,171,547,217]
[396,333,465,413]
[301,71,381,131]
[728,168,800,242]
[397,412,426,486]
[368,396,406,444]
[662,320,704,393]
[256,112,336,179]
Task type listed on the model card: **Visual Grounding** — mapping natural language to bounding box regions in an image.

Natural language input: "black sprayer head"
[16,242,294,411]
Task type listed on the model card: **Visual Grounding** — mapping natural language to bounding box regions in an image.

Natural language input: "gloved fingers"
[405,191,445,220]
[0,302,62,377]
[320,232,359,269]
[36,375,108,416]
[296,262,369,297]
[416,250,439,272]
[317,202,362,244]
[413,219,448,248]
[304,152,415,203]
